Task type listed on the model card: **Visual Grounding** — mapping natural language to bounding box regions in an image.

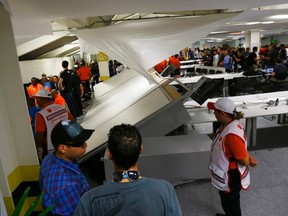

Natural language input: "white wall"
[19,57,73,83]
[0,3,38,197]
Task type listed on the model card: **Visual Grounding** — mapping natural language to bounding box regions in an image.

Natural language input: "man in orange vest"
[27,77,43,97]
[34,89,74,162]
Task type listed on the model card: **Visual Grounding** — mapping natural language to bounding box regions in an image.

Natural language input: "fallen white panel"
[81,70,172,155]
[93,69,139,98]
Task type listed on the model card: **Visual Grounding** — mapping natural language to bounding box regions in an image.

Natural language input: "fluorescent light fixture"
[271,14,288,19]
[210,31,228,34]
[125,13,139,20]
[175,15,202,19]
[229,31,244,35]
[261,21,274,24]
[245,22,261,25]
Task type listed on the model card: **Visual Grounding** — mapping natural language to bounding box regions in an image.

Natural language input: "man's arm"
[238,154,258,167]
[59,78,65,91]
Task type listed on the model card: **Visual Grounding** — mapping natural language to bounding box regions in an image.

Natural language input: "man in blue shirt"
[39,120,95,216]
[74,124,182,216]
[223,49,232,72]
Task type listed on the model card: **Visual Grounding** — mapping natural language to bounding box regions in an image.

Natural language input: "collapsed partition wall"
[76,14,238,183]
[73,13,237,82]
[80,69,190,159]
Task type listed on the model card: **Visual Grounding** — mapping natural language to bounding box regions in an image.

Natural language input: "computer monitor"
[190,76,223,105]
[265,67,274,74]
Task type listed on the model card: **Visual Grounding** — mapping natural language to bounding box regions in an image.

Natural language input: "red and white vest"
[210,120,250,192]
[37,104,68,152]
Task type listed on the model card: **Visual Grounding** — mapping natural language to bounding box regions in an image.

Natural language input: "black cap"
[51,120,94,148]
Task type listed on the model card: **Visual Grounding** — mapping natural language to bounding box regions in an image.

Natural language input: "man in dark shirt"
[245,46,258,71]
[59,60,77,118]
[270,58,288,82]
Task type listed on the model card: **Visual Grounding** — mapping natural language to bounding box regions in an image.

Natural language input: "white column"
[0,3,39,214]
[250,29,261,50]
[245,31,251,49]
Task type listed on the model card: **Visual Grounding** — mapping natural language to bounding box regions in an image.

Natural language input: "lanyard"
[211,127,224,151]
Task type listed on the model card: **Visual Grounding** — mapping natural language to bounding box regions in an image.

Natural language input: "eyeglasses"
[112,170,140,182]
[63,142,86,148]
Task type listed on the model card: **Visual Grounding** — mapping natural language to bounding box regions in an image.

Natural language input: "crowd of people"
[25,60,99,161]
[38,99,257,216]
[154,43,288,82]
[23,46,286,215]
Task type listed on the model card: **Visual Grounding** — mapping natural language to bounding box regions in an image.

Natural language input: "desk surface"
[170,73,244,85]
[180,59,201,64]
[180,64,195,69]
[185,91,288,124]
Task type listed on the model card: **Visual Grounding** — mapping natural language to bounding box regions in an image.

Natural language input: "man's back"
[74,178,182,216]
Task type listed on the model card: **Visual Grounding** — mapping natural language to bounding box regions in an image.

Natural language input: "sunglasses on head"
[113,170,140,182]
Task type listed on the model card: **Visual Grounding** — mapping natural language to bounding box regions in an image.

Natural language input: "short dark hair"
[108,124,142,170]
[62,60,69,68]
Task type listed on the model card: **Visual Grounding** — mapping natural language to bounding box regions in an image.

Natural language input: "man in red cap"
[207,98,258,216]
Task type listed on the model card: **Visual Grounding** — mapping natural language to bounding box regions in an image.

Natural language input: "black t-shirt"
[71,71,81,95]
[274,64,288,80]
[246,52,257,68]
[60,69,73,92]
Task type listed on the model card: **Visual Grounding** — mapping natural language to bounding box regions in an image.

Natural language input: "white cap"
[207,98,236,114]
[34,89,52,98]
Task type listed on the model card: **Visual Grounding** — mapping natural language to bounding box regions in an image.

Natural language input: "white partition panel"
[81,70,172,155]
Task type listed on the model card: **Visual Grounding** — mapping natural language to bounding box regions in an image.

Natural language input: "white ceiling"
[3,0,288,56]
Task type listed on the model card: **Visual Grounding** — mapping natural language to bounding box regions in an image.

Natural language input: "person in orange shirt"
[51,89,66,107]
[26,77,43,97]
[78,60,91,101]
[168,54,181,78]
[207,98,257,216]
[154,60,167,73]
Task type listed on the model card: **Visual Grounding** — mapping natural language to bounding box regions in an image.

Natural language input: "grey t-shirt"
[73,178,182,216]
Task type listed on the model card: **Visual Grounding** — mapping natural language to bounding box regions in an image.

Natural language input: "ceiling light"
[271,14,288,19]
[261,21,274,24]
[245,22,261,25]
[229,31,244,35]
[210,31,228,34]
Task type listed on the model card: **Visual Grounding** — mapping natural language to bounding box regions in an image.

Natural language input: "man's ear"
[57,144,66,154]
[140,145,144,153]
[107,149,113,160]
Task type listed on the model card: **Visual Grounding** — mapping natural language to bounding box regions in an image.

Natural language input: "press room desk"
[185,91,288,147]
[170,72,245,96]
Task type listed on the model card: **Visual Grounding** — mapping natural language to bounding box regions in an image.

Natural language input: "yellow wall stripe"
[7,165,39,192]
[100,76,110,81]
